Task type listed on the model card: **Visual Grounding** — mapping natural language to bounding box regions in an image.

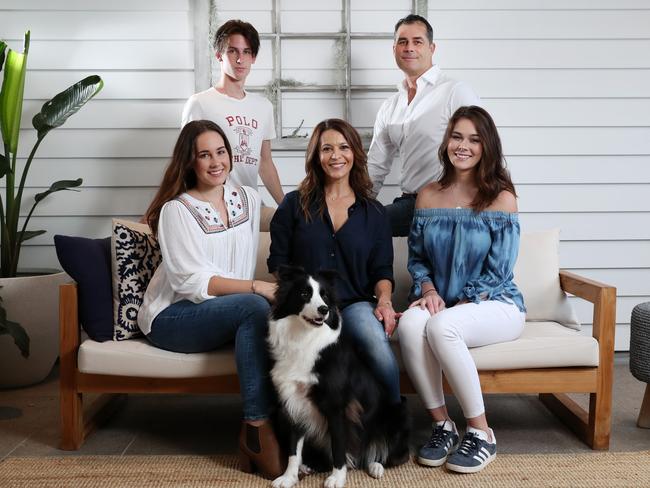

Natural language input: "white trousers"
[398,300,525,419]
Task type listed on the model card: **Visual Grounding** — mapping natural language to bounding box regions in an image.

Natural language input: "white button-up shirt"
[367,65,480,196]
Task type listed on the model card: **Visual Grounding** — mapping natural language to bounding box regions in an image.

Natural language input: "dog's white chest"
[269,316,340,442]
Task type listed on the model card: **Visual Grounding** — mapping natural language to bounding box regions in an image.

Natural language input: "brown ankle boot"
[238,421,286,479]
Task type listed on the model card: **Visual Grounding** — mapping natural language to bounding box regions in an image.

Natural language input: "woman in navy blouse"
[398,106,526,474]
[268,118,401,406]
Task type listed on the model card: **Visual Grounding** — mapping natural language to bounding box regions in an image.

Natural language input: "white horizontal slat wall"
[0,0,194,273]
[3,1,648,350]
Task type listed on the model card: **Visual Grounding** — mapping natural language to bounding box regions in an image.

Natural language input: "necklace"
[196,186,224,207]
[450,183,473,209]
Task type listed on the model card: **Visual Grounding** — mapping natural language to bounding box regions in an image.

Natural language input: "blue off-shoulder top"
[408,208,525,312]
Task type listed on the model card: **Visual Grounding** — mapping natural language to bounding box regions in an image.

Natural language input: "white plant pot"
[0,272,70,388]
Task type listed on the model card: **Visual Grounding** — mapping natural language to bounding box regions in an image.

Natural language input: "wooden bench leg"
[638,383,650,428]
[540,389,611,450]
[60,381,84,450]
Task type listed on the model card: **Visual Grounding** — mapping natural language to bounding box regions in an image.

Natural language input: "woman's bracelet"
[251,279,257,294]
[422,288,437,298]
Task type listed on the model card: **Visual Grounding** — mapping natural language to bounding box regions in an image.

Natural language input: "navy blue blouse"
[268,190,394,308]
[408,208,525,312]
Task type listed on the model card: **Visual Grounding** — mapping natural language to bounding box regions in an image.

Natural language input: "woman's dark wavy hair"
[144,120,232,235]
[298,119,373,221]
[438,106,516,212]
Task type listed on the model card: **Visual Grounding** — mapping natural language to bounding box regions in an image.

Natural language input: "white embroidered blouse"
[137,183,261,335]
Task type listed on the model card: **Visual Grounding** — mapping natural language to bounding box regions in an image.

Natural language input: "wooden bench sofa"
[59,229,616,451]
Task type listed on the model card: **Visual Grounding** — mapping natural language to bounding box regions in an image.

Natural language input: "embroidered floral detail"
[176,187,250,234]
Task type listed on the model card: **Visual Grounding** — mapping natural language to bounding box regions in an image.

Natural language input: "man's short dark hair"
[214,19,260,57]
[394,14,433,43]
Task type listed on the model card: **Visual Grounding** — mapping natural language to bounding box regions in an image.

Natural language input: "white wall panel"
[0,11,192,40]
[20,100,185,129]
[519,213,650,241]
[24,71,195,100]
[282,0,342,10]
[559,241,650,269]
[13,159,170,187]
[17,188,156,217]
[431,1,650,9]
[214,11,273,33]
[568,269,650,296]
[516,185,650,213]
[351,11,411,33]
[17,129,178,159]
[571,296,646,326]
[428,10,650,39]
[507,156,650,184]
[23,40,194,70]
[449,69,650,98]
[1,0,190,9]
[217,0,271,10]
[281,11,342,33]
[352,0,411,8]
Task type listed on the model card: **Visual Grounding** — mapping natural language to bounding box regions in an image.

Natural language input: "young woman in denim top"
[398,106,526,474]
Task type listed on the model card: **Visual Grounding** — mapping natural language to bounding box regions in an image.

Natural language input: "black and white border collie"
[268,266,410,488]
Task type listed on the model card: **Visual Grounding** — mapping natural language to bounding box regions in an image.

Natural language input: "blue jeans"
[385,193,417,237]
[146,294,272,421]
[340,301,401,404]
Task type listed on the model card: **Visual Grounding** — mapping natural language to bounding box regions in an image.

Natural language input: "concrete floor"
[1,353,648,460]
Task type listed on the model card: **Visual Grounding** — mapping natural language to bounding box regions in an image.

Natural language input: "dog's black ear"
[277,264,306,282]
[316,269,338,288]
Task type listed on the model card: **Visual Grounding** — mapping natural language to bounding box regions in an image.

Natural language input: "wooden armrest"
[59,283,81,370]
[559,269,616,357]
[559,270,614,304]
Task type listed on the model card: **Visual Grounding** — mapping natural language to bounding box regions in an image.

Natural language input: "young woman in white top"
[140,120,284,479]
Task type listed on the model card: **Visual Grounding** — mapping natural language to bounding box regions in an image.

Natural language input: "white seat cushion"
[78,338,237,378]
[391,321,598,372]
[79,321,597,378]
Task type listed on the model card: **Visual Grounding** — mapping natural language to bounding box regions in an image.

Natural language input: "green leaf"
[0,295,29,358]
[0,41,6,71]
[34,178,82,202]
[0,152,10,177]
[32,75,104,139]
[0,32,29,153]
[19,229,46,243]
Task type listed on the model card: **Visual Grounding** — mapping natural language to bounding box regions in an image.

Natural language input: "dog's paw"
[299,464,314,476]
[272,474,299,488]
[324,467,347,488]
[367,462,384,479]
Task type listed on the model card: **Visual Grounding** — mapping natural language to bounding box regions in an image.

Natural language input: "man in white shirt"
[367,15,480,236]
[182,20,284,207]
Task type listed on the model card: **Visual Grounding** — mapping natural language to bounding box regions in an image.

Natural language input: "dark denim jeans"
[386,193,417,237]
[341,301,401,404]
[147,294,272,421]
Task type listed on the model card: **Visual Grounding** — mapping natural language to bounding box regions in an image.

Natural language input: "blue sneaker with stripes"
[417,420,459,467]
[446,427,496,473]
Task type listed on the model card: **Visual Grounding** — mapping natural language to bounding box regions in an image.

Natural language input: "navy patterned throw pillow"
[111,219,162,340]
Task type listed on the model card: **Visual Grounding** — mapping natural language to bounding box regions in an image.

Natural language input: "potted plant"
[0,32,103,387]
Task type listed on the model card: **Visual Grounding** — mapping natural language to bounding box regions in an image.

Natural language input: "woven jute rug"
[1,452,649,488]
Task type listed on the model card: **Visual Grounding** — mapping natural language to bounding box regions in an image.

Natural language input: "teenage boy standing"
[182,20,284,206]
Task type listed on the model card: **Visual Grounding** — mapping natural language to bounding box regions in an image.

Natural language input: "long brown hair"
[144,120,232,235]
[298,119,373,221]
[438,106,516,212]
